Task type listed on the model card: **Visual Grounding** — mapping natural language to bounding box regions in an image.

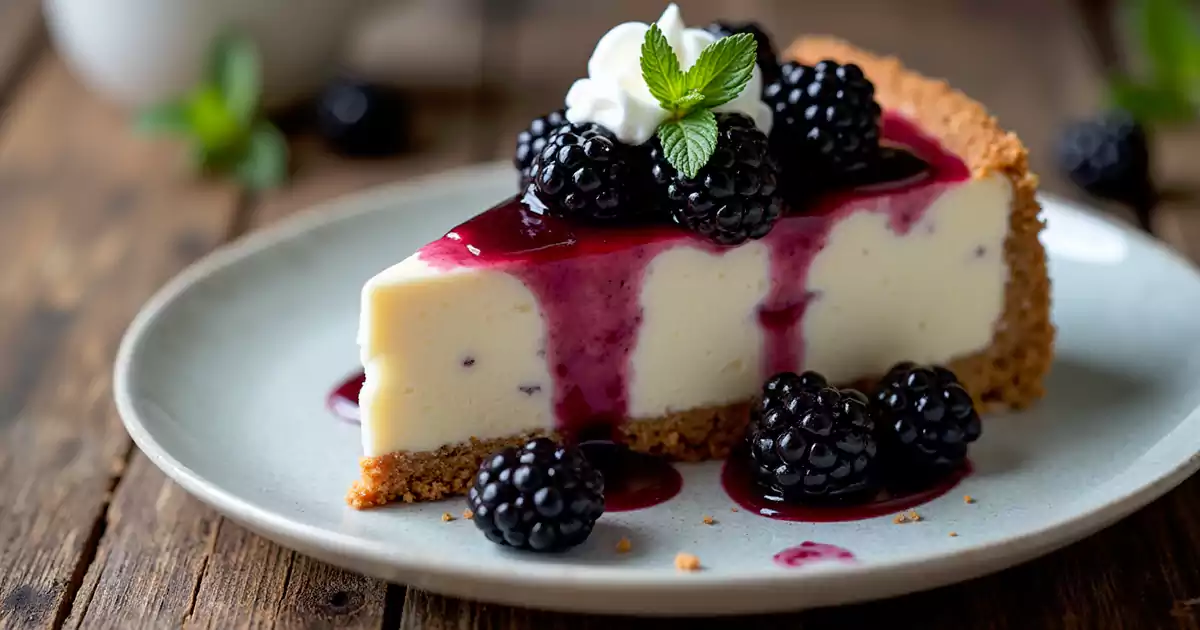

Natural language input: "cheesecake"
[347,17,1053,509]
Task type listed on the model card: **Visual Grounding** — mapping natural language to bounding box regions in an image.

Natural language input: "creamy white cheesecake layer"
[358,175,1012,457]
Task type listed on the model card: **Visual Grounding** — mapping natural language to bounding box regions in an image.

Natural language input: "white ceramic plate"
[115,163,1200,616]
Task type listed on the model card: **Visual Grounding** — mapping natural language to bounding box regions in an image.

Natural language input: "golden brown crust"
[786,37,1055,411]
[348,37,1056,509]
[347,402,750,508]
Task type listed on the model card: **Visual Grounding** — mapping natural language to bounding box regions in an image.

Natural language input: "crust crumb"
[702,515,715,525]
[440,512,453,522]
[893,513,908,524]
[964,495,976,504]
[462,509,474,520]
[949,531,959,537]
[675,552,702,572]
[616,537,632,553]
[907,510,922,522]
[730,507,739,512]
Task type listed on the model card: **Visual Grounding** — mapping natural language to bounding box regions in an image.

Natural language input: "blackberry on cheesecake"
[468,438,605,552]
[747,371,880,501]
[650,113,783,245]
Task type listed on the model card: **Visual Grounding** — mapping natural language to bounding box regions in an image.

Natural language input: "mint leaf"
[210,32,261,125]
[641,23,686,109]
[685,32,756,108]
[1110,76,1195,123]
[657,108,717,178]
[134,102,191,134]
[673,89,706,109]
[235,122,288,190]
[1136,0,1200,94]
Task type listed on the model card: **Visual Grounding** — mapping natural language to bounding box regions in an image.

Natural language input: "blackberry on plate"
[873,362,982,472]
[467,437,605,552]
[704,21,780,88]
[650,113,783,245]
[525,122,644,223]
[514,109,567,190]
[764,60,882,182]
[746,370,879,501]
[317,78,409,157]
[1058,110,1155,230]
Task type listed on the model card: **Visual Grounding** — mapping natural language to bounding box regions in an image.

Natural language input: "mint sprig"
[640,25,757,178]
[135,32,288,190]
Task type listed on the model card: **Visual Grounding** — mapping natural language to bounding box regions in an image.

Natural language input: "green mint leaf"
[235,122,289,190]
[134,102,192,135]
[672,89,706,109]
[1136,0,1200,96]
[187,86,243,151]
[210,31,261,125]
[684,32,756,108]
[641,23,686,109]
[1110,76,1195,123]
[657,108,717,179]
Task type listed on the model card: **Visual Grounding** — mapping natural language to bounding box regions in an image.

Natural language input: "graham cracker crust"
[347,38,1055,509]
[347,403,750,508]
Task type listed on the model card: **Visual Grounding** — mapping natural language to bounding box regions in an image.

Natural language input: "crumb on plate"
[462,509,474,520]
[616,537,632,553]
[964,495,976,504]
[949,531,958,537]
[702,515,715,525]
[675,552,701,572]
[907,509,922,522]
[893,513,908,524]
[441,512,453,522]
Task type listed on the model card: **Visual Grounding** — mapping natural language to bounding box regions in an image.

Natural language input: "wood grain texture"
[1150,126,1200,263]
[0,54,241,629]
[181,519,394,630]
[0,0,43,109]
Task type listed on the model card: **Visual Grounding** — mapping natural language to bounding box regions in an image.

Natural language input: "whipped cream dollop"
[564,4,773,146]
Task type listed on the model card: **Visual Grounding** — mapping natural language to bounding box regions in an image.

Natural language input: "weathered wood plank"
[185,521,390,629]
[63,455,222,630]
[0,53,241,629]
[0,0,43,107]
[1149,125,1200,263]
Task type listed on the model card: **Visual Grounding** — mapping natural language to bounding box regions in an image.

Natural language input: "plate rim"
[113,162,1200,612]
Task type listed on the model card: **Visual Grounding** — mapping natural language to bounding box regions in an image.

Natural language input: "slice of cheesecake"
[347,38,1053,508]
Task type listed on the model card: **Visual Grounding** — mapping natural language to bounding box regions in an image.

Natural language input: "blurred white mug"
[44,0,371,108]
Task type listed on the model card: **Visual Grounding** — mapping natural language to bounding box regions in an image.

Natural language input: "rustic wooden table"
[2,0,1200,628]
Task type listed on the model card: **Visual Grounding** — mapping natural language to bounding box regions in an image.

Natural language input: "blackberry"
[873,363,981,472]
[467,438,605,552]
[704,22,780,89]
[1058,111,1155,231]
[525,122,641,223]
[764,60,882,181]
[317,78,409,157]
[650,113,783,245]
[514,109,567,189]
[746,371,880,501]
